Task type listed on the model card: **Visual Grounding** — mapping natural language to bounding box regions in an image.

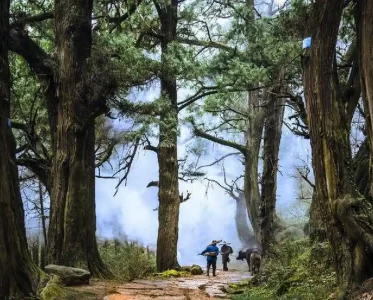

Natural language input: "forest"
[1,0,373,299]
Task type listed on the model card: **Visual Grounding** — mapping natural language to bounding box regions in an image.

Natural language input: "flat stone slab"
[44,264,91,286]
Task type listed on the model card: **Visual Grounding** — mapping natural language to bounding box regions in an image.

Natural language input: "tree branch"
[177,37,237,52]
[193,125,247,155]
[196,152,241,170]
[95,139,117,168]
[9,29,54,78]
[17,157,51,193]
[108,0,143,25]
[116,99,161,116]
[11,12,54,28]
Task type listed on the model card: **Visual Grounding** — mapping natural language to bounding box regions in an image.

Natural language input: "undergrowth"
[232,238,337,300]
[98,240,156,280]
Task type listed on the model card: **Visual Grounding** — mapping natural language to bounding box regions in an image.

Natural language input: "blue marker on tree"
[302,37,312,49]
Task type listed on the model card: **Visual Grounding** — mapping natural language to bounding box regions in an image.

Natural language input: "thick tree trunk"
[357,0,373,199]
[155,0,180,272]
[235,192,257,247]
[0,1,40,296]
[303,0,373,291]
[157,106,180,271]
[46,0,111,278]
[307,191,327,241]
[259,92,285,255]
[244,91,265,239]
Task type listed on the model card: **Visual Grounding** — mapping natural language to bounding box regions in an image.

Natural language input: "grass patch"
[231,238,337,300]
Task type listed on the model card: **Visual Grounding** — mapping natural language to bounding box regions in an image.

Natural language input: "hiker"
[219,241,233,271]
[199,240,221,276]
[236,247,262,274]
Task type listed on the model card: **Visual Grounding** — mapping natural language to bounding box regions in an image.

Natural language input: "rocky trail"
[66,270,252,299]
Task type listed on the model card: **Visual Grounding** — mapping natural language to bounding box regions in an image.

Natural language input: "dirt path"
[67,270,251,299]
[104,271,251,300]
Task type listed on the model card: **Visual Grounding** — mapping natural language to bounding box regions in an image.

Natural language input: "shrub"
[99,239,156,280]
[231,238,337,300]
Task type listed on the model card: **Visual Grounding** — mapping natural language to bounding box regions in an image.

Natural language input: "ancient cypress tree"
[302,0,373,290]
[0,0,40,296]
[153,0,181,272]
[46,0,113,277]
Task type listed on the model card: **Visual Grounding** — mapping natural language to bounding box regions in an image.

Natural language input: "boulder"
[44,264,91,286]
[191,264,203,275]
[180,266,192,272]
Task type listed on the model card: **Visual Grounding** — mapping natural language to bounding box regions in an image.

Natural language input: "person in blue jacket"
[199,240,221,276]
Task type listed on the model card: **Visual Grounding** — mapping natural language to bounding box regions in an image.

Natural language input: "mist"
[94,109,311,267]
[22,82,312,271]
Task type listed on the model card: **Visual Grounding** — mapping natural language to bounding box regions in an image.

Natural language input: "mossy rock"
[180,266,192,272]
[191,264,203,275]
[40,276,67,300]
[155,269,191,278]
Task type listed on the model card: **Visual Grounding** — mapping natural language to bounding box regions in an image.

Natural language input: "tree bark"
[356,0,373,199]
[0,0,40,296]
[46,0,111,278]
[244,90,265,238]
[307,191,327,241]
[259,91,285,255]
[353,139,370,199]
[235,192,257,247]
[155,0,181,271]
[302,0,373,291]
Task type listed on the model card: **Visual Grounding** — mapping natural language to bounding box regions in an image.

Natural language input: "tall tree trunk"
[259,92,285,255]
[38,181,47,246]
[0,0,40,296]
[235,192,257,247]
[46,0,111,278]
[356,0,373,199]
[302,0,373,290]
[244,91,265,238]
[155,0,180,271]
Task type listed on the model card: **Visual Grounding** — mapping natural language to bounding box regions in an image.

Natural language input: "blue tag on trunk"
[302,37,312,49]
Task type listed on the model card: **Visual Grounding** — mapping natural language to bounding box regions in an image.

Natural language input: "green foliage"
[99,240,156,281]
[231,238,337,300]
[40,276,66,300]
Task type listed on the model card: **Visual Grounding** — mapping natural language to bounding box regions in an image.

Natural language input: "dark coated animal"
[236,248,262,275]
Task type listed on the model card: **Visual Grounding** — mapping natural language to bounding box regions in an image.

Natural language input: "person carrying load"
[219,241,233,271]
[199,240,221,276]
